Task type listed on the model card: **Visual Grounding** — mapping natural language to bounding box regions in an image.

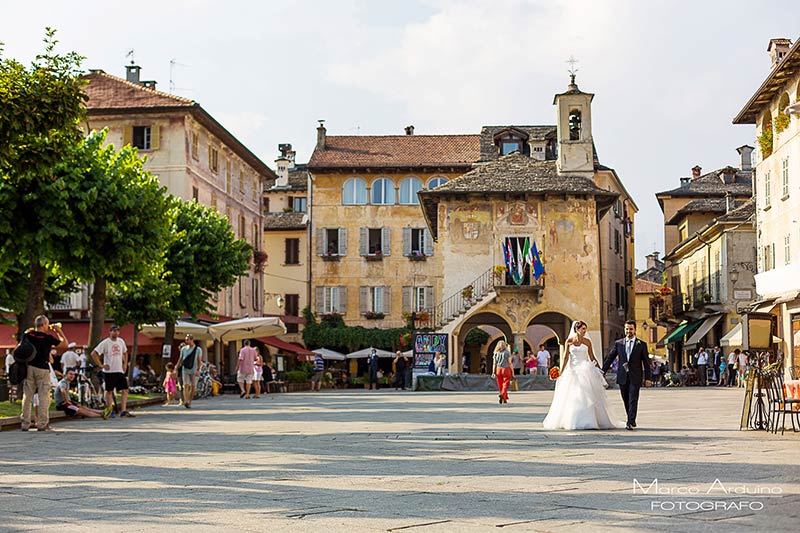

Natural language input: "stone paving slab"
[0,388,798,532]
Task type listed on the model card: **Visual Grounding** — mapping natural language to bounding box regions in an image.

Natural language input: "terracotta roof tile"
[83,71,196,110]
[635,279,661,293]
[308,134,480,169]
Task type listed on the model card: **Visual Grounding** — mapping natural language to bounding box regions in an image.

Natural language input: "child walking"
[163,363,177,406]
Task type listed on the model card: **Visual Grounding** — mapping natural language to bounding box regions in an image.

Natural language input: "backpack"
[181,346,198,370]
[13,333,37,364]
[8,361,27,385]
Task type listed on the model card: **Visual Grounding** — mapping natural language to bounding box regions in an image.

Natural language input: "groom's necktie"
[626,339,632,358]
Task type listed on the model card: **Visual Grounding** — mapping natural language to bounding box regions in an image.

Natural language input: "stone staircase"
[432,267,496,330]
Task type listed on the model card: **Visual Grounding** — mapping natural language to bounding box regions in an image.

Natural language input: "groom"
[602,320,652,430]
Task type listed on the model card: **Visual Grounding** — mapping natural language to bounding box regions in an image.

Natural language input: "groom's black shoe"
[631,421,637,428]
[625,423,634,430]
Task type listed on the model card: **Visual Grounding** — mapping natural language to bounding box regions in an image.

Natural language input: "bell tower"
[553,61,595,175]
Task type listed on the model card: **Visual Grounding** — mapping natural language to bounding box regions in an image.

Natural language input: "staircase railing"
[432,267,495,328]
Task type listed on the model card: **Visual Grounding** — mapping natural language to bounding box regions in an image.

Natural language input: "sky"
[2,0,798,271]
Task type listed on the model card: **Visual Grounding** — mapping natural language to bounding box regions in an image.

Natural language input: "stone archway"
[453,312,514,373]
[526,311,574,369]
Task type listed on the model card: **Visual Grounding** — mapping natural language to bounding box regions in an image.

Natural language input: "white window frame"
[369,287,384,313]
[399,177,422,205]
[782,157,790,198]
[323,287,341,314]
[371,177,395,205]
[411,228,425,254]
[428,177,448,189]
[132,126,151,150]
[414,287,427,311]
[343,178,367,205]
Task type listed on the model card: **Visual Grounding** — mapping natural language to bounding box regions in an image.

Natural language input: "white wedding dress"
[542,344,624,430]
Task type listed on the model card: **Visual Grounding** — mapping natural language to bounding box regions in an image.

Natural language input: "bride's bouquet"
[548,367,560,380]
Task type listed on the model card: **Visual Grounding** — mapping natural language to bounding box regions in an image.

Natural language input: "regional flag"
[502,239,511,273]
[515,238,524,281]
[531,241,545,280]
[522,237,531,267]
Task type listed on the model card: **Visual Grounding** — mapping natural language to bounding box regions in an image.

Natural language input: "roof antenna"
[125,49,135,65]
[169,59,192,94]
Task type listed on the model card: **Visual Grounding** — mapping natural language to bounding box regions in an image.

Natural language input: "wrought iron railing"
[432,267,495,328]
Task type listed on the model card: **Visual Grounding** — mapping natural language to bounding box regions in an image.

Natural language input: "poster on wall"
[414,333,448,370]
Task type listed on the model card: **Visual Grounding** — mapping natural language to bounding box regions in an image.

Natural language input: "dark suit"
[602,336,652,425]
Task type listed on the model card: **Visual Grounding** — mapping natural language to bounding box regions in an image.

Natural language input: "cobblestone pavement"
[1,387,798,532]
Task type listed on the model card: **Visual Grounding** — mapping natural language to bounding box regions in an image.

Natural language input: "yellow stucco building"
[308,78,637,371]
[734,37,800,373]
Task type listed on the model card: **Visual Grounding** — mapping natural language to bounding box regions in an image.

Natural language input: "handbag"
[181,346,198,370]
[48,363,59,389]
[13,333,37,364]
[511,379,519,392]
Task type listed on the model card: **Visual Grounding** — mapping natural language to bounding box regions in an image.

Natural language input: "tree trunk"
[22,262,46,330]
[89,275,107,350]
[128,324,139,381]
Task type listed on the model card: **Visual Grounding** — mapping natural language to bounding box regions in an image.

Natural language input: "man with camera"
[21,315,68,431]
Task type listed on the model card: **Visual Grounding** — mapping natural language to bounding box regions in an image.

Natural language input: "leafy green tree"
[0,28,87,328]
[54,130,172,348]
[0,261,78,336]
[162,200,252,345]
[108,267,180,379]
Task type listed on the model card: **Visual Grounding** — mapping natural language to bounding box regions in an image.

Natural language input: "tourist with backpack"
[17,315,68,431]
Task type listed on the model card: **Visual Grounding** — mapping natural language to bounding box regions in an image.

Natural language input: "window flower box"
[365,251,383,261]
[408,251,426,261]
[363,311,385,320]
[322,252,340,261]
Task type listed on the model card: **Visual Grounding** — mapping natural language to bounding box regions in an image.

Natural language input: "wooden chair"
[763,371,800,435]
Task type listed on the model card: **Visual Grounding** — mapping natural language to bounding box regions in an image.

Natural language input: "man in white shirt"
[726,350,737,388]
[536,344,551,376]
[696,348,708,386]
[60,343,80,373]
[92,325,134,417]
[4,349,13,376]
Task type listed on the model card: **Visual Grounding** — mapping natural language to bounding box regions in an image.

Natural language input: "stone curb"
[0,395,166,431]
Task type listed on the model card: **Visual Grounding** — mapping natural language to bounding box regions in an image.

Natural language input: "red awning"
[258,336,314,356]
[0,321,161,353]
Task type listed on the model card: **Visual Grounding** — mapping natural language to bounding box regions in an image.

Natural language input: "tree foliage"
[301,308,412,353]
[52,130,173,347]
[0,28,87,328]
[160,200,251,344]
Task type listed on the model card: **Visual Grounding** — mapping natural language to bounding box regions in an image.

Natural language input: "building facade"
[308,126,476,330]
[263,144,310,340]
[734,37,800,372]
[634,279,667,358]
[308,78,637,371]
[82,65,275,320]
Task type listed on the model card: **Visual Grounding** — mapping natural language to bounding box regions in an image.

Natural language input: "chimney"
[768,38,792,69]
[141,80,157,90]
[680,177,691,187]
[405,125,415,135]
[691,165,702,180]
[736,145,754,171]
[316,120,326,150]
[646,252,660,270]
[720,166,738,184]
[126,64,141,84]
[725,192,734,214]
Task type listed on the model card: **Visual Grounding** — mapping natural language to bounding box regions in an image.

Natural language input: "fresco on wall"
[497,201,540,229]
[448,204,492,247]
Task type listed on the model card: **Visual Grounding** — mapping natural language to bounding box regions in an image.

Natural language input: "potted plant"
[461,285,474,300]
[364,311,385,320]
[493,265,507,284]
[253,250,268,273]
[409,250,426,261]
[775,110,791,134]
[758,121,773,158]
[702,292,712,303]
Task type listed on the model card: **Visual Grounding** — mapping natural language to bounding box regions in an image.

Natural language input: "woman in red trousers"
[492,340,513,404]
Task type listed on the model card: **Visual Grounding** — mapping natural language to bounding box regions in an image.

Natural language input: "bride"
[542,320,624,430]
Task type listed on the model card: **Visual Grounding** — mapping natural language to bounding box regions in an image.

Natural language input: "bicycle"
[73,367,104,409]
[194,362,215,399]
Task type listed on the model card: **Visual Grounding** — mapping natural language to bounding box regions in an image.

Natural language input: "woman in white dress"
[542,321,624,430]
